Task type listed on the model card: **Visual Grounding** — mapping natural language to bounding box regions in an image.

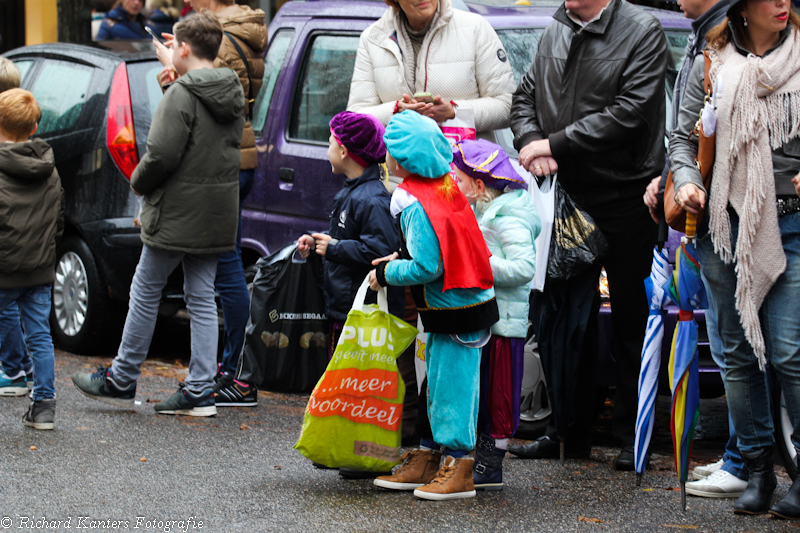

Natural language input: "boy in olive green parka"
[72,12,245,417]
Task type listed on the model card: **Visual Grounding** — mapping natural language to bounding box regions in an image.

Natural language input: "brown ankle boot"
[373,448,443,490]
[413,456,476,501]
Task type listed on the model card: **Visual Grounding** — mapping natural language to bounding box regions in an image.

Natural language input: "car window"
[29,61,93,135]
[665,30,691,71]
[13,60,34,83]
[496,28,543,84]
[289,33,360,144]
[252,29,295,137]
[127,61,166,157]
[128,63,165,121]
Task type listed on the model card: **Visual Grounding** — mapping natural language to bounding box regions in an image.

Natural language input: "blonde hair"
[474,185,503,211]
[0,58,21,94]
[146,0,180,16]
[0,89,41,140]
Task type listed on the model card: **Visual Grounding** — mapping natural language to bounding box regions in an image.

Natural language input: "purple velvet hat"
[452,139,527,190]
[329,111,387,166]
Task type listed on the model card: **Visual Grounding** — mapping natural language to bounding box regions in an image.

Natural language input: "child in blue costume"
[369,110,499,501]
[453,139,540,491]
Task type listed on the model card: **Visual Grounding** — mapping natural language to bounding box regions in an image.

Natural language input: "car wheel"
[773,378,797,480]
[50,236,111,354]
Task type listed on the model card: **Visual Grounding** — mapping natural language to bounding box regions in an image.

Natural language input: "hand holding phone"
[145,26,165,44]
[413,92,435,104]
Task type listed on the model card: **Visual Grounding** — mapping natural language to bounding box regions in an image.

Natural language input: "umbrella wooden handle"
[685,213,697,240]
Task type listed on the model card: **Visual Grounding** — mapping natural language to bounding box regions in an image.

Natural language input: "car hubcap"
[53,251,89,337]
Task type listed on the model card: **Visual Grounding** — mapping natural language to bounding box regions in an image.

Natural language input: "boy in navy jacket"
[298,111,401,351]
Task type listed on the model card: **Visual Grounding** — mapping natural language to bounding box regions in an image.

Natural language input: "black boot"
[473,433,505,490]
[734,447,777,515]
[770,456,800,520]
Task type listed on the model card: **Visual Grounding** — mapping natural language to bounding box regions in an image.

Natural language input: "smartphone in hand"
[413,92,435,104]
[145,26,165,44]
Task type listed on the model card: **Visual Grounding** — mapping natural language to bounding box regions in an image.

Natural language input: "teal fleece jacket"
[476,189,541,338]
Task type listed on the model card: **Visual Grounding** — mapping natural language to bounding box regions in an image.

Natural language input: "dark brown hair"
[706,2,800,52]
[173,12,223,62]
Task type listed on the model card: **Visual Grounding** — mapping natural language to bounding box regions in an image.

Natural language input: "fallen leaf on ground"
[29,446,36,451]
[274,465,282,470]
[140,458,147,462]
[642,488,654,491]
[661,525,698,529]
[664,487,681,491]
[578,516,605,523]
[239,424,251,430]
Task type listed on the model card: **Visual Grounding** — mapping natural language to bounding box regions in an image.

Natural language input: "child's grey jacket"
[0,139,64,289]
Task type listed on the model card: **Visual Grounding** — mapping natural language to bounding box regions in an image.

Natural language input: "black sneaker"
[72,367,136,407]
[213,375,257,407]
[154,387,216,417]
[22,398,56,430]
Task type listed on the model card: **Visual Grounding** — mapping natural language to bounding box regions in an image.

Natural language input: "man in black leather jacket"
[509,0,669,471]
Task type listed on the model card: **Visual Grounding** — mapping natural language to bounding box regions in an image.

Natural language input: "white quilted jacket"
[347,0,515,132]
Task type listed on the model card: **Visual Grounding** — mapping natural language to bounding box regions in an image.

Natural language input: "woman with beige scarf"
[669,0,800,519]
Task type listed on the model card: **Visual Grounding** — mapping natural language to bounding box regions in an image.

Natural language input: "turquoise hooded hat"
[383,110,453,178]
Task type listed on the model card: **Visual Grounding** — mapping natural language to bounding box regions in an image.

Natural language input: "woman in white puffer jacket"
[347,0,515,136]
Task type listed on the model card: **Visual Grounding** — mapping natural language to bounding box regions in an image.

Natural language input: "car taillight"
[107,63,139,180]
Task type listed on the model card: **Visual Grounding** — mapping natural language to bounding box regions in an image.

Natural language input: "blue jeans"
[0,285,55,400]
[112,245,220,393]
[697,210,800,456]
[703,284,749,480]
[0,303,32,376]
[215,169,253,376]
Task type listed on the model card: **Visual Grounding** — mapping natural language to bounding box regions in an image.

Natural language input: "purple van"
[241,0,718,401]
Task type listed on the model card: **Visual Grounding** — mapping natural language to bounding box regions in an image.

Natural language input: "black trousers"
[539,190,656,447]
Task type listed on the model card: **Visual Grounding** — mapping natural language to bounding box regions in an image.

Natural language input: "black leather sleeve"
[563,26,669,155]
[510,63,544,151]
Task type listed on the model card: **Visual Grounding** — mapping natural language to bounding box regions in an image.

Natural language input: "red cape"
[399,175,493,292]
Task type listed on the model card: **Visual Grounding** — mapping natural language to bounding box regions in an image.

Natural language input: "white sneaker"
[692,458,723,480]
[685,469,747,498]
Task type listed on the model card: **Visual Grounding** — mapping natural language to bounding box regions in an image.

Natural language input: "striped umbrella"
[634,246,671,486]
[667,214,707,511]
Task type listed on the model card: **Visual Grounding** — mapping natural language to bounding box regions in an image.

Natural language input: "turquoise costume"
[375,111,498,452]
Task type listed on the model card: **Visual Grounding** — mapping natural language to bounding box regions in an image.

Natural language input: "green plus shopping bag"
[294,276,418,471]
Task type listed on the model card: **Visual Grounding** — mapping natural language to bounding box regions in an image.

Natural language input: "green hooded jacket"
[133,67,245,254]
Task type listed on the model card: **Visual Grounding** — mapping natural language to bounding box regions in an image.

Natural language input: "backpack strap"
[224,31,254,121]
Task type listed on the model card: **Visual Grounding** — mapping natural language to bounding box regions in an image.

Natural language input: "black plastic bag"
[547,182,609,281]
[237,244,329,392]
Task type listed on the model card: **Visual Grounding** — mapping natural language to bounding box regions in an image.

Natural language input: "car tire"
[773,377,797,480]
[50,236,111,354]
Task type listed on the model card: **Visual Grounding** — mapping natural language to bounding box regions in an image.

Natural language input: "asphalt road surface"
[0,319,795,533]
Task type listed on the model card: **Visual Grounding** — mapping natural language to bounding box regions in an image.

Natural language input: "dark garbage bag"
[547,182,609,281]
[237,243,329,393]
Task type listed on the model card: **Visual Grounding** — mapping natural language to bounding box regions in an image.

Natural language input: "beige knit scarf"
[708,27,800,370]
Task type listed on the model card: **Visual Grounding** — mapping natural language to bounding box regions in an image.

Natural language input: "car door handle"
[279,167,294,191]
